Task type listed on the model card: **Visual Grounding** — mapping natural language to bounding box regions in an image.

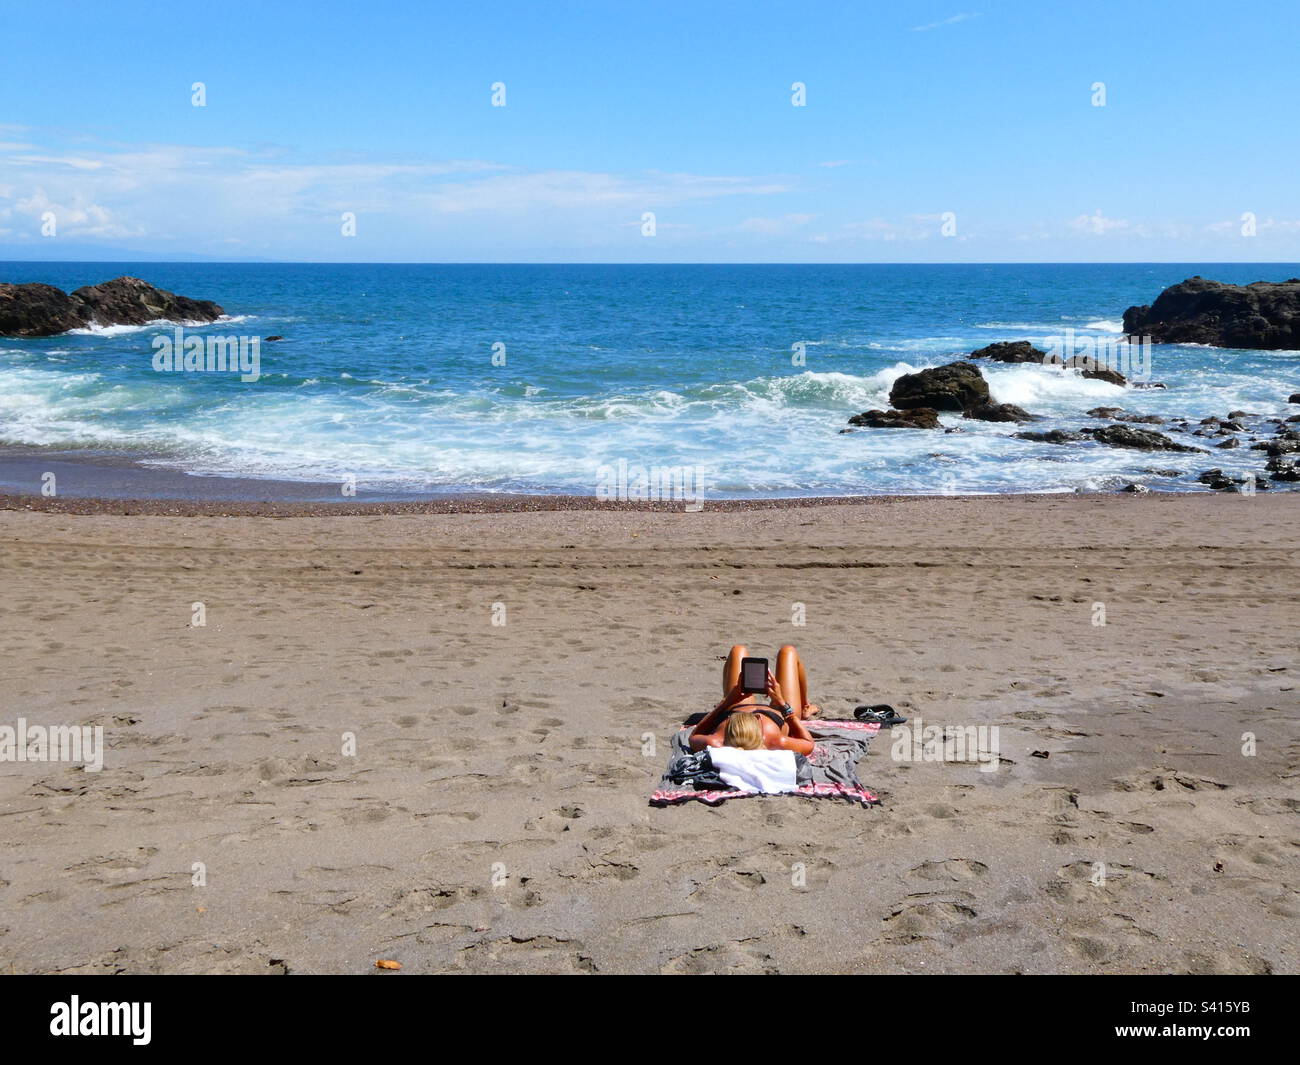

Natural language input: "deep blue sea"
[2,262,1298,497]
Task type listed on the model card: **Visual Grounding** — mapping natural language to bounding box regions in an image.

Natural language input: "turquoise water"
[1,262,1297,496]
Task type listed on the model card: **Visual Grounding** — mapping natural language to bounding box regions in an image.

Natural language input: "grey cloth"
[650,720,879,807]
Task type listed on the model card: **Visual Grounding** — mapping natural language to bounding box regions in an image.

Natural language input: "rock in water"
[1122,276,1300,349]
[1065,355,1127,385]
[968,341,1048,364]
[71,277,224,329]
[0,276,225,337]
[1082,425,1205,453]
[1013,429,1085,444]
[0,282,86,337]
[889,361,990,412]
[846,407,941,430]
[963,401,1036,423]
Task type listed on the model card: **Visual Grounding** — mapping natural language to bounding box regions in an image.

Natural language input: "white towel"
[707,746,799,794]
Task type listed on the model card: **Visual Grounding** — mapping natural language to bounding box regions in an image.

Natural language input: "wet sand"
[0,494,1296,974]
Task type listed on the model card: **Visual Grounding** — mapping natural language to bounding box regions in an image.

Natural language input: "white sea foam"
[65,314,256,337]
[2,341,1295,496]
[982,363,1125,408]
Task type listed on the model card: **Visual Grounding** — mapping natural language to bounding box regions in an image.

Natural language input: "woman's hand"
[716,681,745,711]
[765,670,788,710]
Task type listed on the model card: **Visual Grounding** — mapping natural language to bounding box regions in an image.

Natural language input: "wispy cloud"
[0,130,792,254]
[910,12,981,32]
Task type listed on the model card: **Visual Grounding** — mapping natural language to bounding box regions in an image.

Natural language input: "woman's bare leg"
[776,645,819,718]
[775,645,804,714]
[798,653,819,717]
[723,645,748,695]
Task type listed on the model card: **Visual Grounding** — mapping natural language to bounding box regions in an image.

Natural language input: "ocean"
[1,262,1297,498]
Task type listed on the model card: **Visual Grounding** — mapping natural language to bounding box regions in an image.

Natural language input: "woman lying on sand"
[689,645,821,756]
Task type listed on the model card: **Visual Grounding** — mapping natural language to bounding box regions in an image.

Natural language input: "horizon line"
[3,259,1300,268]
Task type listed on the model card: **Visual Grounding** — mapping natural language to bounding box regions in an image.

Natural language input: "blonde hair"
[724,712,764,750]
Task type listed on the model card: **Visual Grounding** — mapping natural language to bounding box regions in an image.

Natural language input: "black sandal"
[853,704,907,726]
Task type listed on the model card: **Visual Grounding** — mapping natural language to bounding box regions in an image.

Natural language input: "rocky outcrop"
[1252,431,1300,457]
[1122,276,1300,349]
[1268,458,1300,481]
[0,276,225,337]
[1198,469,1270,492]
[969,341,1047,364]
[1081,425,1205,453]
[0,282,86,336]
[963,401,1035,423]
[889,361,990,412]
[1065,356,1126,386]
[1013,429,1085,444]
[846,407,941,430]
[1085,407,1164,423]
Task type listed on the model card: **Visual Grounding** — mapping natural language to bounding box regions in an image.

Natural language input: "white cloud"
[0,133,792,254]
[910,12,981,32]
[1068,209,1132,235]
[736,213,816,234]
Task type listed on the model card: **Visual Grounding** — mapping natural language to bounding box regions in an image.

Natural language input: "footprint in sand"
[910,858,989,882]
[1061,913,1157,963]
[1179,950,1272,975]
[453,935,595,974]
[881,894,979,943]
[1044,860,1167,903]
[660,940,775,975]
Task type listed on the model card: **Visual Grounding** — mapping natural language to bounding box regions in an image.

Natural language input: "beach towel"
[706,746,799,794]
[650,719,880,807]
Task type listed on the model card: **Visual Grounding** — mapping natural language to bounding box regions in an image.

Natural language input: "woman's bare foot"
[802,703,821,719]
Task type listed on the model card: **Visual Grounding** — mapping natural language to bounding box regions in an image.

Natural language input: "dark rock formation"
[1197,468,1268,492]
[1122,276,1300,349]
[1013,429,1085,445]
[1065,356,1127,386]
[1085,407,1163,424]
[1081,425,1205,452]
[1198,469,1239,491]
[889,361,990,412]
[1269,460,1300,481]
[1252,435,1300,457]
[0,282,86,336]
[1290,393,1300,403]
[847,407,941,430]
[0,276,225,337]
[963,401,1036,423]
[1120,483,1150,493]
[968,341,1047,364]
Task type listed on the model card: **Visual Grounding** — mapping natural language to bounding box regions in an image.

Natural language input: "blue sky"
[1,0,1297,262]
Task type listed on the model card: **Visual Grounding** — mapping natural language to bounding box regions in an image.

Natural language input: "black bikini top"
[723,704,787,730]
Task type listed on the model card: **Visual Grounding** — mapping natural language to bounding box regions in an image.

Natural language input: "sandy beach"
[0,493,1296,975]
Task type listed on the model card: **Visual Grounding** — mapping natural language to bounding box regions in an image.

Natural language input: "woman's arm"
[688,682,744,750]
[767,671,816,755]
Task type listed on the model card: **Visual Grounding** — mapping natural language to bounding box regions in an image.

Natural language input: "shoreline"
[0,446,1281,517]
[0,488,1093,517]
